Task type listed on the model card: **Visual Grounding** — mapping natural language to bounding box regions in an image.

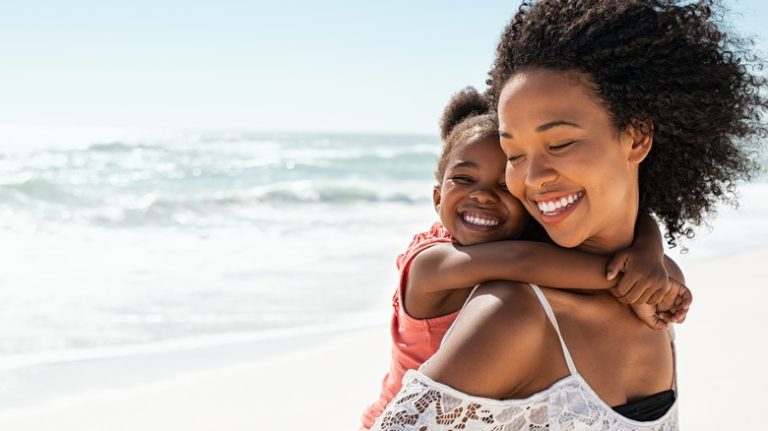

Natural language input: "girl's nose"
[469,186,497,204]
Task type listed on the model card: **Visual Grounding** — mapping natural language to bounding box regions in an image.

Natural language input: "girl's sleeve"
[370,371,522,431]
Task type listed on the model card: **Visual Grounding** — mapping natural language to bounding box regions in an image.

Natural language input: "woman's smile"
[532,191,584,225]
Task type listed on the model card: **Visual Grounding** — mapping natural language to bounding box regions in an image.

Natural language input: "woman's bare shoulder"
[420,281,551,399]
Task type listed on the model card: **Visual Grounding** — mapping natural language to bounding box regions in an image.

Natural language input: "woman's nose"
[525,154,558,189]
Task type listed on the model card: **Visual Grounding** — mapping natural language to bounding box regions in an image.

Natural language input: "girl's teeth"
[464,214,500,227]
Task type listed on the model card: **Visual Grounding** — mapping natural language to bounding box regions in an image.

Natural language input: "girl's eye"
[499,182,509,191]
[549,141,575,151]
[451,175,474,184]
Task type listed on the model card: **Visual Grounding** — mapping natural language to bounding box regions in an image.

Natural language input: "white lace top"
[371,284,679,431]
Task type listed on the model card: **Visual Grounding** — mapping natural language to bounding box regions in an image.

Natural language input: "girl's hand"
[658,278,692,323]
[629,279,692,330]
[606,248,670,305]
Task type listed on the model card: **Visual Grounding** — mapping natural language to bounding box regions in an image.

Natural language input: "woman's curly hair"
[487,0,768,247]
[435,87,498,182]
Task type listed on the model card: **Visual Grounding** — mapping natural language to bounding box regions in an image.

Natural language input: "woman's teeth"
[462,213,500,227]
[536,192,583,215]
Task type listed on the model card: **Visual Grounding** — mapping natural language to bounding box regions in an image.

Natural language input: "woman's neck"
[577,226,635,255]
[575,173,641,255]
[577,205,639,256]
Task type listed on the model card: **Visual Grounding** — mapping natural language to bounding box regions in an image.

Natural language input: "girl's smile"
[459,210,502,229]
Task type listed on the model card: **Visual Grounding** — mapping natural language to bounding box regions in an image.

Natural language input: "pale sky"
[0,1,766,134]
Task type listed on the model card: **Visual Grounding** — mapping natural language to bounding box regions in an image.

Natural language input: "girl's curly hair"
[487,0,767,247]
[435,87,498,182]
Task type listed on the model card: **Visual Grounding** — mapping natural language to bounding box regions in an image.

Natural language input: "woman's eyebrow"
[536,120,582,132]
[499,120,582,139]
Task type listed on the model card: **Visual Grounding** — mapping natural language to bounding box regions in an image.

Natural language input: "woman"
[372,0,766,429]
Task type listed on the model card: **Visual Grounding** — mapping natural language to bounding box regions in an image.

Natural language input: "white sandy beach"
[0,325,391,430]
[0,247,766,430]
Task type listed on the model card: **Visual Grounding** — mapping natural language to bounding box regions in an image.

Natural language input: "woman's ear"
[433,185,442,213]
[625,119,654,164]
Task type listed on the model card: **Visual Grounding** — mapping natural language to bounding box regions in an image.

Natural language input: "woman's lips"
[532,191,584,225]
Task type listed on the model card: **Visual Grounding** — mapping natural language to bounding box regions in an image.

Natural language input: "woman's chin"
[545,230,586,249]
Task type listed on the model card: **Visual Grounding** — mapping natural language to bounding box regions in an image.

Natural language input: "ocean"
[1,125,766,413]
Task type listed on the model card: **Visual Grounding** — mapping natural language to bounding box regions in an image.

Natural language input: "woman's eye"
[549,141,575,151]
[507,155,524,165]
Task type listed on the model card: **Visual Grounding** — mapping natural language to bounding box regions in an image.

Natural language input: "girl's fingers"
[679,288,693,310]
[606,253,629,281]
[647,288,667,305]
[671,309,688,324]
[620,281,646,304]
[653,314,670,330]
[638,313,661,330]
[614,277,634,297]
[636,286,658,305]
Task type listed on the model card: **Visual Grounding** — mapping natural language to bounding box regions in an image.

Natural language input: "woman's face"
[497,68,651,253]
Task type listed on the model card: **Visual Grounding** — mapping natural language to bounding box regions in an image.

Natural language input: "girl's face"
[433,135,529,246]
[497,68,652,253]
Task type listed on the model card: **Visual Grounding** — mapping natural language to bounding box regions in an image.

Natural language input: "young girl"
[359,87,690,430]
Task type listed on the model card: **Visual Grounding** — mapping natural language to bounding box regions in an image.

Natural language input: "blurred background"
[0,1,766,429]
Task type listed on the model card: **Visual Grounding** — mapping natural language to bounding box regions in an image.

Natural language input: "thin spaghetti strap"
[528,284,578,375]
[668,326,678,391]
[439,284,482,347]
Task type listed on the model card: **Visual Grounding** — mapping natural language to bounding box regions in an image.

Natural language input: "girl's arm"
[607,213,670,304]
[408,240,614,296]
[408,213,688,328]
[629,255,691,329]
[610,213,692,325]
[410,213,672,297]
